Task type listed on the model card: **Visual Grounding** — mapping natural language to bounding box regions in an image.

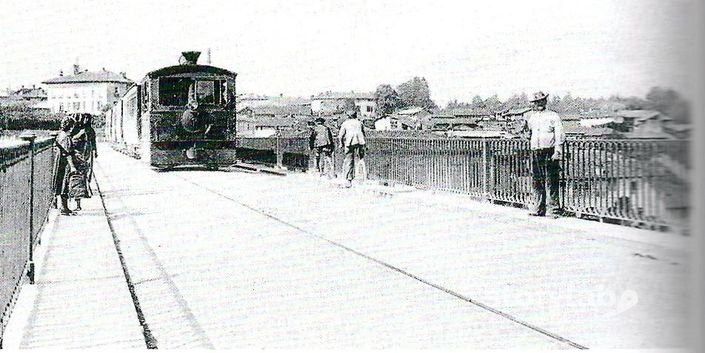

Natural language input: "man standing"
[309,117,335,178]
[338,110,366,188]
[523,91,565,218]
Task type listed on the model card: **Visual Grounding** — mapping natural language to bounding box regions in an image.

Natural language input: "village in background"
[0,62,692,142]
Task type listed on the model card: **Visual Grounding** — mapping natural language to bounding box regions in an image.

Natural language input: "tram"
[105,51,237,169]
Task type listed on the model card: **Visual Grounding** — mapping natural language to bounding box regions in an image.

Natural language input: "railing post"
[482,137,488,201]
[20,134,36,285]
[275,131,283,169]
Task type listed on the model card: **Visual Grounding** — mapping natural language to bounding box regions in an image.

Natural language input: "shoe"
[344,180,352,188]
[528,212,544,217]
[75,206,82,211]
[60,209,75,216]
[546,213,560,219]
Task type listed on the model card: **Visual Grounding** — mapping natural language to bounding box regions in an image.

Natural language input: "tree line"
[375,79,691,124]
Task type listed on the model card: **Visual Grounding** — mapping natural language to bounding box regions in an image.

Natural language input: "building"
[388,106,433,130]
[311,91,377,118]
[0,85,48,109]
[42,66,133,115]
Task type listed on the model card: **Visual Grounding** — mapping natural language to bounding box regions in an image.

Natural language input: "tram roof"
[146,65,237,78]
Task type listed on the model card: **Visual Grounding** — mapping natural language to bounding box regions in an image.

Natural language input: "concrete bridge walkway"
[3,144,692,349]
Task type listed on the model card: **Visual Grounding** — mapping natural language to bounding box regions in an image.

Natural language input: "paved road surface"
[86,146,691,349]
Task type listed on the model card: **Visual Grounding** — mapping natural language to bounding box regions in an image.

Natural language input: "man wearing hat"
[309,117,335,178]
[337,109,367,187]
[523,91,565,218]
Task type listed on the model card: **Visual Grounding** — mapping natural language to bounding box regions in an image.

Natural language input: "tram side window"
[159,78,194,106]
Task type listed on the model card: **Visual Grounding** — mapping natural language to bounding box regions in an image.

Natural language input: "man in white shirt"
[338,110,367,188]
[522,91,565,218]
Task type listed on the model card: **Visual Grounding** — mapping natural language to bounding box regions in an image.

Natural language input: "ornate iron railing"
[0,135,55,346]
[236,136,689,230]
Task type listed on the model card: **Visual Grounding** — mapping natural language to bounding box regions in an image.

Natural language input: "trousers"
[531,147,561,215]
[342,144,366,182]
[313,146,334,178]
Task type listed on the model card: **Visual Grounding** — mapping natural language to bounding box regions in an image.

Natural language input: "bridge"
[0,136,692,349]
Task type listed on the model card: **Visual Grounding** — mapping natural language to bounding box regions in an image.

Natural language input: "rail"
[0,135,56,346]
[236,136,689,230]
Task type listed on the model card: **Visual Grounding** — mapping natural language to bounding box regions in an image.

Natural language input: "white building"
[42,66,133,115]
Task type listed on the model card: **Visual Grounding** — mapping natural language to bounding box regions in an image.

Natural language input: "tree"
[645,86,690,123]
[471,95,484,108]
[374,84,402,115]
[483,94,502,112]
[502,93,529,110]
[396,77,437,110]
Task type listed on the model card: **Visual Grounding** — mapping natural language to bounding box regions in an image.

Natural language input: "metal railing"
[236,136,689,230]
[0,135,55,346]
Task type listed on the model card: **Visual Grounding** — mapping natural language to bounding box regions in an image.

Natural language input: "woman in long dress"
[52,116,76,215]
[70,113,97,210]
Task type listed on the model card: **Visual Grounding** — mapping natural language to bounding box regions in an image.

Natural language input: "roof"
[430,117,478,125]
[13,87,47,98]
[445,130,506,138]
[43,69,133,84]
[502,107,531,116]
[312,91,375,100]
[443,108,493,117]
[146,65,236,78]
[395,106,429,115]
[616,110,660,121]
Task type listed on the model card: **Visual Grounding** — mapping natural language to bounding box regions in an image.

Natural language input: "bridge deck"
[4,145,691,349]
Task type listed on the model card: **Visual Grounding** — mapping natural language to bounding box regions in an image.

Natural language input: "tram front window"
[196,81,215,104]
[159,78,227,106]
[159,77,193,106]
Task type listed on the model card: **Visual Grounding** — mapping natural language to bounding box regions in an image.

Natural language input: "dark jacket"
[309,124,334,149]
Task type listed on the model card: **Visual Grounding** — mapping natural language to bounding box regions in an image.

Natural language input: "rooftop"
[43,69,133,84]
[312,91,375,100]
[616,110,662,121]
[395,106,429,115]
[442,108,494,117]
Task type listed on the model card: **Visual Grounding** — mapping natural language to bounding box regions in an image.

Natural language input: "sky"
[0,0,694,106]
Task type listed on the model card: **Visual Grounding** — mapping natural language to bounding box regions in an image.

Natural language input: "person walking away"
[52,116,77,215]
[309,117,335,178]
[338,110,366,188]
[522,91,565,218]
[71,114,98,210]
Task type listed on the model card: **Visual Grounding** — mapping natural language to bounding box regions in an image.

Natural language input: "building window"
[74,102,80,110]
[366,106,373,113]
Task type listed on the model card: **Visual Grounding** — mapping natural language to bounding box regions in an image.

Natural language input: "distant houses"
[232,90,688,140]
[0,85,49,110]
[311,91,377,119]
